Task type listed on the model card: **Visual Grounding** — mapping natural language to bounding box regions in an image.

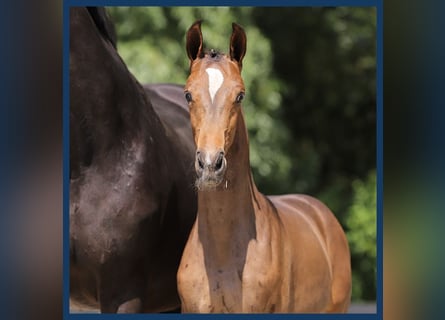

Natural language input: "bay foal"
[177,21,352,313]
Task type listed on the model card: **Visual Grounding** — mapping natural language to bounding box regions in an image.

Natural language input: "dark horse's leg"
[99,287,143,313]
[98,267,144,313]
[161,306,181,313]
[116,298,142,313]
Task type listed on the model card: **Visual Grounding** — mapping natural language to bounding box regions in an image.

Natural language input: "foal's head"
[185,21,247,190]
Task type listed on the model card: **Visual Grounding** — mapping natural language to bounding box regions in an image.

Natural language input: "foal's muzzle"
[195,149,226,188]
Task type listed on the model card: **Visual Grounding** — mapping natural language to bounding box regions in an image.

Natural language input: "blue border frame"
[63,1,383,319]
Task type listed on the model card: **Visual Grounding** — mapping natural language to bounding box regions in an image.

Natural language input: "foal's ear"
[229,23,247,69]
[186,20,204,63]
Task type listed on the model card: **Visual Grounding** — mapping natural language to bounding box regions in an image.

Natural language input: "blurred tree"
[105,6,376,302]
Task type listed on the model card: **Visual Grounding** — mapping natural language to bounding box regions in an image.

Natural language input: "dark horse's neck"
[70,8,166,174]
[197,109,259,265]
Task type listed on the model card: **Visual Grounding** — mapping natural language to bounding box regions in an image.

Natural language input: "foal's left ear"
[229,23,247,70]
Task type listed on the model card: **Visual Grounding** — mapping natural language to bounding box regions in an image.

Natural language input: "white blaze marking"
[205,68,224,103]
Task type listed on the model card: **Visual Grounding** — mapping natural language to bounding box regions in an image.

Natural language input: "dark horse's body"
[69,7,197,313]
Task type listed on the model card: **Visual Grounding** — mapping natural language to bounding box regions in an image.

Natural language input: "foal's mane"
[86,7,117,49]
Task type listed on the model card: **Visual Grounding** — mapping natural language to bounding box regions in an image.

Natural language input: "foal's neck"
[197,112,258,263]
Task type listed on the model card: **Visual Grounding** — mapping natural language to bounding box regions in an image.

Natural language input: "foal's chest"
[178,247,245,312]
[178,234,281,313]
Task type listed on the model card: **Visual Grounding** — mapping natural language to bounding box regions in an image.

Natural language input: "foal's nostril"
[214,152,224,171]
[198,158,205,170]
[196,151,205,170]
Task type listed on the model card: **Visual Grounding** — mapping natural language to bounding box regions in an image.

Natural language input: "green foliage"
[105,7,376,302]
[346,170,377,300]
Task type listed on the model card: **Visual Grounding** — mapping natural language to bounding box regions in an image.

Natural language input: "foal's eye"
[235,92,245,104]
[185,92,193,103]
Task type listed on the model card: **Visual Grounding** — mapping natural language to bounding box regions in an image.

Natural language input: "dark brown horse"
[177,21,351,313]
[69,7,197,313]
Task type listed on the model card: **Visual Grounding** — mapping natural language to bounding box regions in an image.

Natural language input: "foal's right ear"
[186,20,204,63]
